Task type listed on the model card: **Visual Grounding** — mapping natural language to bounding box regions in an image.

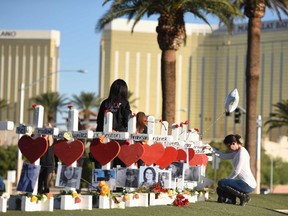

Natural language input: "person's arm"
[226,148,245,179]
[213,148,236,160]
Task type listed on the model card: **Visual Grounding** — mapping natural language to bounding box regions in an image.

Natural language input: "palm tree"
[33,92,68,124]
[97,0,240,130]
[233,0,288,176]
[264,100,288,133]
[70,92,101,129]
[128,90,139,110]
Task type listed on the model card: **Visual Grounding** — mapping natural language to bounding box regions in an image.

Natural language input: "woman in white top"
[214,134,256,206]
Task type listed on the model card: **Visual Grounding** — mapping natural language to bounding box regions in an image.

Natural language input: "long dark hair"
[108,79,128,102]
[223,134,242,145]
[143,167,156,181]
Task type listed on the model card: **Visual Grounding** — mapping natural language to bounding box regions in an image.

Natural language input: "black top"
[96,98,131,132]
[40,145,55,167]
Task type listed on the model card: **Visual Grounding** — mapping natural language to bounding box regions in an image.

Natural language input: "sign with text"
[34,127,59,136]
[130,133,153,141]
[93,132,129,140]
[16,125,33,135]
[54,130,93,139]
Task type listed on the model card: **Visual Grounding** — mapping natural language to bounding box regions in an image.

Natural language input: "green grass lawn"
[3,193,288,216]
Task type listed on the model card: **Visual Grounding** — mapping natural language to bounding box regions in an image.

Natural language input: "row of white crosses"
[16,105,212,193]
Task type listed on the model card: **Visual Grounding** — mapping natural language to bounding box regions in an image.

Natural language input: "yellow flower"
[99,135,105,143]
[99,181,107,188]
[30,195,38,202]
[100,187,110,196]
[101,185,109,191]
[72,191,78,198]
[167,189,174,196]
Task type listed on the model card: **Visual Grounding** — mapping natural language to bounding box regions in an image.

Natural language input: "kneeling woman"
[214,134,256,206]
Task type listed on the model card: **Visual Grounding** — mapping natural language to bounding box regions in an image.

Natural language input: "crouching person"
[214,134,256,206]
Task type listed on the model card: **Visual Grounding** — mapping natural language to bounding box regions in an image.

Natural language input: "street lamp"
[17,69,86,183]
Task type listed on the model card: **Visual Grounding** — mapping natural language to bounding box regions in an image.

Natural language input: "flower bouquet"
[173,194,189,207]
[149,183,176,206]
[98,181,111,209]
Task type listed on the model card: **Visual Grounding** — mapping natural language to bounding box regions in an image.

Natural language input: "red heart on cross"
[140,143,165,166]
[18,135,48,164]
[189,153,208,167]
[188,148,195,161]
[117,143,145,167]
[155,146,178,169]
[89,139,121,165]
[176,149,187,162]
[53,139,85,166]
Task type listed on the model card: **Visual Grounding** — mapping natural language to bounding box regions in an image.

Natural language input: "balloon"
[224,88,239,113]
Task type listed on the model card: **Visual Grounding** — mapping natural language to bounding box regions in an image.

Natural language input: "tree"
[233,0,288,177]
[0,145,18,178]
[33,92,68,124]
[128,90,139,110]
[96,0,240,131]
[70,92,101,129]
[264,99,288,133]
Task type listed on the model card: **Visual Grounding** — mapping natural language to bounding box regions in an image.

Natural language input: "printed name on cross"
[54,130,93,139]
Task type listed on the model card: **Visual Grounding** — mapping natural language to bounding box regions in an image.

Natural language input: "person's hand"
[202,145,213,152]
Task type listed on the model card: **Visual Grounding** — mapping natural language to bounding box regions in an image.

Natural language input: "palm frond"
[264,100,288,132]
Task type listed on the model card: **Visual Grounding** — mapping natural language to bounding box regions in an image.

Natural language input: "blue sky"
[0,0,281,98]
[0,0,111,99]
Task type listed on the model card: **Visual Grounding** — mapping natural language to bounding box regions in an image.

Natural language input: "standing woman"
[95,79,132,167]
[96,79,131,132]
[38,123,55,193]
[215,134,256,206]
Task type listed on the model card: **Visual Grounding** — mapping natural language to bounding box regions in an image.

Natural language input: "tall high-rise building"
[0,30,60,125]
[99,18,288,142]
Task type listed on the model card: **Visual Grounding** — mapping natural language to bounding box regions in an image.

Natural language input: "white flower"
[41,194,47,202]
[1,192,10,199]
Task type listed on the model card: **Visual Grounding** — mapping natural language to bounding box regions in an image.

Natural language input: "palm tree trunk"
[161,49,176,131]
[245,17,261,177]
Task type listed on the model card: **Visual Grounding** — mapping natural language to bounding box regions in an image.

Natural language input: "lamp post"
[16,69,86,183]
[256,115,262,194]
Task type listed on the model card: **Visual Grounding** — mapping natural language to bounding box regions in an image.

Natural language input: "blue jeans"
[218,179,254,193]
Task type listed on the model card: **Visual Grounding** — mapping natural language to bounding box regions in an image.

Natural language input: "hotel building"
[0,30,60,125]
[99,18,288,142]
